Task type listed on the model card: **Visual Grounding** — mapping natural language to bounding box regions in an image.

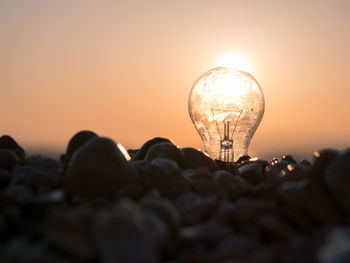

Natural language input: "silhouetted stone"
[144,158,189,200]
[95,200,160,263]
[0,150,18,172]
[279,179,340,224]
[239,162,264,185]
[0,135,25,161]
[0,169,12,189]
[181,147,218,171]
[64,137,139,199]
[141,196,181,232]
[324,149,350,216]
[317,227,350,263]
[145,142,184,167]
[282,155,297,163]
[45,207,95,261]
[133,137,171,161]
[312,149,339,180]
[60,130,98,164]
[178,221,232,247]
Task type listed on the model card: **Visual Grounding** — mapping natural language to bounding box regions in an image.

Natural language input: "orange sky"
[1,0,349,159]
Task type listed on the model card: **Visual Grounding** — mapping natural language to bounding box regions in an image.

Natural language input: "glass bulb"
[188,67,265,162]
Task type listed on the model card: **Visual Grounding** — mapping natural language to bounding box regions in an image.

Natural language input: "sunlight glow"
[215,53,253,74]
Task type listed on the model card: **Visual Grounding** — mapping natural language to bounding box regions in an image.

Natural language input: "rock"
[60,130,98,164]
[0,170,12,190]
[279,179,340,224]
[324,149,350,216]
[95,200,160,263]
[190,176,221,197]
[145,142,184,167]
[181,147,218,171]
[2,185,34,203]
[317,227,350,263]
[141,196,181,232]
[64,137,139,199]
[313,149,339,179]
[144,158,189,200]
[239,162,265,185]
[0,135,25,161]
[178,221,232,247]
[0,150,18,172]
[281,155,297,163]
[45,206,95,261]
[133,137,171,161]
[175,193,218,225]
[12,165,54,190]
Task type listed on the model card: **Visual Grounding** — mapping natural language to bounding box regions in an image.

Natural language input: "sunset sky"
[1,0,349,160]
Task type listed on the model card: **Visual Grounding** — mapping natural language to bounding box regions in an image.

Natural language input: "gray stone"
[324,149,350,216]
[60,130,98,164]
[145,142,184,167]
[144,158,189,200]
[133,137,171,161]
[64,137,138,199]
[181,147,218,171]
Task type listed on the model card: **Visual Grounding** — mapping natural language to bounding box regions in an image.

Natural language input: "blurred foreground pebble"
[0,131,349,263]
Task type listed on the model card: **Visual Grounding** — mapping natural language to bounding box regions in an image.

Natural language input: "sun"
[215,53,253,74]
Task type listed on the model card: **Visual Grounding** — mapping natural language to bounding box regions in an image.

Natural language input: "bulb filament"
[211,108,243,162]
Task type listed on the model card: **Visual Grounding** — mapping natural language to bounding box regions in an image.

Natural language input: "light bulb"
[188,67,265,162]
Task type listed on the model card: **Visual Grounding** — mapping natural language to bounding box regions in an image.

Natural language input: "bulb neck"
[219,138,234,162]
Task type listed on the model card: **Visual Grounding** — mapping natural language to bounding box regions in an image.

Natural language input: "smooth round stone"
[181,147,218,171]
[133,137,171,161]
[140,196,181,232]
[238,162,264,185]
[145,158,189,200]
[317,227,350,263]
[324,149,350,215]
[0,135,25,161]
[0,150,18,172]
[145,142,184,167]
[312,149,339,180]
[60,130,98,164]
[64,137,139,199]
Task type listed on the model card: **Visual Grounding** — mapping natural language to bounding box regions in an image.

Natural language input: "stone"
[145,142,184,167]
[0,170,12,190]
[144,158,189,200]
[313,149,339,179]
[0,150,18,172]
[0,135,25,161]
[45,206,95,261]
[317,227,350,263]
[178,221,232,247]
[64,137,139,199]
[140,196,181,232]
[279,179,340,224]
[133,137,171,161]
[239,162,265,185]
[60,130,98,164]
[95,200,160,263]
[324,149,350,216]
[181,147,218,171]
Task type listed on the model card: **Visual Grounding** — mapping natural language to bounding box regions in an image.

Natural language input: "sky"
[1,0,349,160]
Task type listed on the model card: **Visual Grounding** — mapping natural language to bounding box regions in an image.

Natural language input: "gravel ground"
[0,130,349,263]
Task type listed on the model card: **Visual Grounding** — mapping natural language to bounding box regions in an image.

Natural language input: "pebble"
[145,142,185,167]
[60,130,98,164]
[181,147,218,171]
[144,158,189,200]
[64,137,139,199]
[133,137,171,161]
[0,135,25,161]
[324,149,350,216]
[0,132,349,263]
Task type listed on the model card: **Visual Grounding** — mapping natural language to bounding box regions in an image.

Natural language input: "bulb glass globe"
[188,67,265,162]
